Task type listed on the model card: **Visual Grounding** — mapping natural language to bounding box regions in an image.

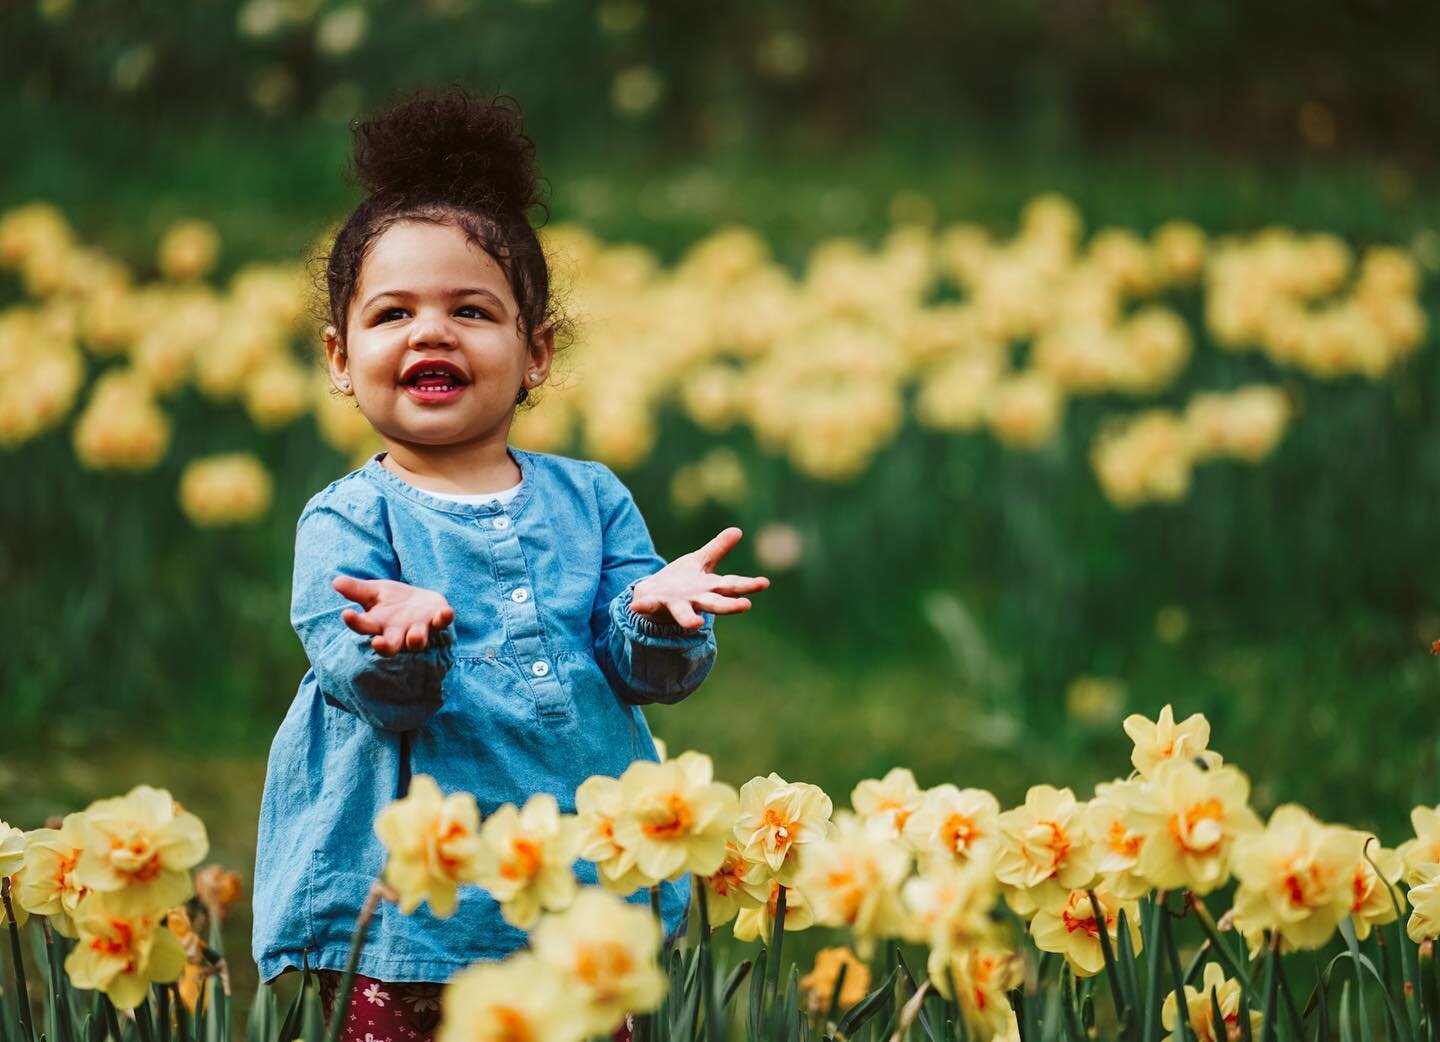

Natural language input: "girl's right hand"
[332,575,455,657]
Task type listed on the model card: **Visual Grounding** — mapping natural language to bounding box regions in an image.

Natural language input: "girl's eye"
[456,305,491,320]
[377,308,408,322]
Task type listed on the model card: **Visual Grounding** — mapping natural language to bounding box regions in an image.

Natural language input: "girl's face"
[326,219,553,451]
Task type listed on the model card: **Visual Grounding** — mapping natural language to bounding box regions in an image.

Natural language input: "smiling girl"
[250,88,768,1042]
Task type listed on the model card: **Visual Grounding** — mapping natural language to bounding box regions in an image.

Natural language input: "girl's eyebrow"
[361,287,508,312]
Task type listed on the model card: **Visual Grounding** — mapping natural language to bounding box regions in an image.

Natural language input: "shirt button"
[530,660,550,677]
[511,587,530,603]
[492,516,510,530]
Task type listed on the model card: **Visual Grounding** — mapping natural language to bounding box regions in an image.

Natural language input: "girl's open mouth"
[403,381,468,404]
[401,361,471,404]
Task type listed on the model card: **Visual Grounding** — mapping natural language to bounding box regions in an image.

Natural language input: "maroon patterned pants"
[319,972,633,1042]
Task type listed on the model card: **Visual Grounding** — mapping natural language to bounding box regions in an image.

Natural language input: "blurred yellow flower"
[194,864,244,920]
[613,752,738,883]
[374,775,483,918]
[987,372,1064,451]
[474,792,580,929]
[901,860,998,956]
[851,767,923,840]
[1030,886,1141,977]
[157,220,221,281]
[0,821,23,877]
[800,946,870,1014]
[798,813,912,941]
[1397,804,1440,884]
[178,453,274,526]
[696,839,767,927]
[733,772,834,884]
[1407,863,1440,942]
[530,888,666,1035]
[1151,221,1207,284]
[1122,704,1222,776]
[927,945,1022,1040]
[65,894,187,1009]
[1231,804,1354,951]
[72,369,171,470]
[1344,835,1404,941]
[734,879,814,944]
[902,784,1000,870]
[16,812,88,936]
[75,785,208,916]
[243,354,312,429]
[1130,759,1258,895]
[1161,962,1262,1042]
[1066,676,1126,725]
[437,952,588,1042]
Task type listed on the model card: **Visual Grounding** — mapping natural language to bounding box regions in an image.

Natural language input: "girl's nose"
[406,309,457,349]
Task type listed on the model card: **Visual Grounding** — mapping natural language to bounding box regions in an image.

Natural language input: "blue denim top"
[251,448,712,983]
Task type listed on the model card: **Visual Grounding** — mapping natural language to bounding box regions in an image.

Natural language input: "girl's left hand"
[630,527,770,631]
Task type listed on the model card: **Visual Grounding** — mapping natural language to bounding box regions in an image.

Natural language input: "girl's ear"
[323,324,353,394]
[525,321,557,387]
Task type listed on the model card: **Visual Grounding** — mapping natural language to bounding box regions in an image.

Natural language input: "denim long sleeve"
[589,462,717,705]
[290,497,453,732]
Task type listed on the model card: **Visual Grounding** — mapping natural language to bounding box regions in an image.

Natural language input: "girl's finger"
[341,608,384,636]
[432,605,454,628]
[332,574,380,607]
[404,623,429,651]
[664,598,705,630]
[691,593,751,615]
[709,574,770,595]
[695,527,743,571]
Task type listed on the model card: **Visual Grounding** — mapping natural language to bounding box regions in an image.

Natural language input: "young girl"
[250,88,768,1040]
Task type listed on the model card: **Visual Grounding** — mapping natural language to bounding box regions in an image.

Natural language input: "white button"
[530,660,550,677]
[511,587,530,603]
[492,516,510,530]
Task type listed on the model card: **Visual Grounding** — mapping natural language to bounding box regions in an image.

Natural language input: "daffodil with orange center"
[901,860,999,957]
[612,752,738,883]
[1129,759,1259,895]
[75,786,208,916]
[1161,962,1262,1042]
[1030,886,1142,977]
[851,767,923,840]
[64,893,187,1010]
[902,785,1000,870]
[734,879,815,944]
[733,772,833,885]
[373,775,484,917]
[1407,863,1440,942]
[1086,778,1149,899]
[1398,804,1440,884]
[1231,804,1354,952]
[1122,704,1222,777]
[17,812,89,936]
[800,947,870,1014]
[993,785,1095,917]
[531,888,667,1035]
[797,813,912,942]
[436,952,588,1042]
[927,945,1023,1040]
[1343,833,1404,941]
[474,793,581,930]
[698,839,768,927]
[574,775,648,896]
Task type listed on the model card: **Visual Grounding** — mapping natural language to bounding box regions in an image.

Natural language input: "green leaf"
[835,968,900,1039]
[721,960,752,1010]
[244,984,276,1042]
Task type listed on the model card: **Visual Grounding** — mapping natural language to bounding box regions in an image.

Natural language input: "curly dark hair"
[320,87,562,402]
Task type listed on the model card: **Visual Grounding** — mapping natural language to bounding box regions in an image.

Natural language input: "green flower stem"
[2,878,35,1042]
[1161,906,1193,1042]
[323,880,388,1042]
[1185,892,1250,995]
[1141,893,1167,1042]
[766,885,788,1018]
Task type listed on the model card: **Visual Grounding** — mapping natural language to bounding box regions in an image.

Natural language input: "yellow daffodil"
[574,775,648,896]
[697,839,768,927]
[851,767,923,839]
[797,813,912,942]
[0,821,24,877]
[474,793,580,930]
[17,812,88,936]
[1407,863,1440,942]
[193,864,243,920]
[1030,886,1142,977]
[1231,805,1355,952]
[1129,759,1260,895]
[901,860,999,956]
[733,772,833,884]
[612,752,739,883]
[1161,962,1262,1042]
[1398,804,1440,884]
[928,945,1023,1040]
[1122,705,1222,776]
[373,775,484,918]
[734,880,814,944]
[1344,834,1404,940]
[530,888,666,1035]
[993,785,1095,914]
[436,952,589,1042]
[75,785,208,916]
[1086,779,1149,898]
[800,947,870,1014]
[903,784,999,871]
[64,894,187,1009]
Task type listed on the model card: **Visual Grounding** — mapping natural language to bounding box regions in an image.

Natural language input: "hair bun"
[350,87,539,218]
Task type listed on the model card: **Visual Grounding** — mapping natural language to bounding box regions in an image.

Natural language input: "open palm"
[332,575,455,657]
[630,527,770,630]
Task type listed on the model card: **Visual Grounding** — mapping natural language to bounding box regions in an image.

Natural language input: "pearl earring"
[529,372,539,381]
